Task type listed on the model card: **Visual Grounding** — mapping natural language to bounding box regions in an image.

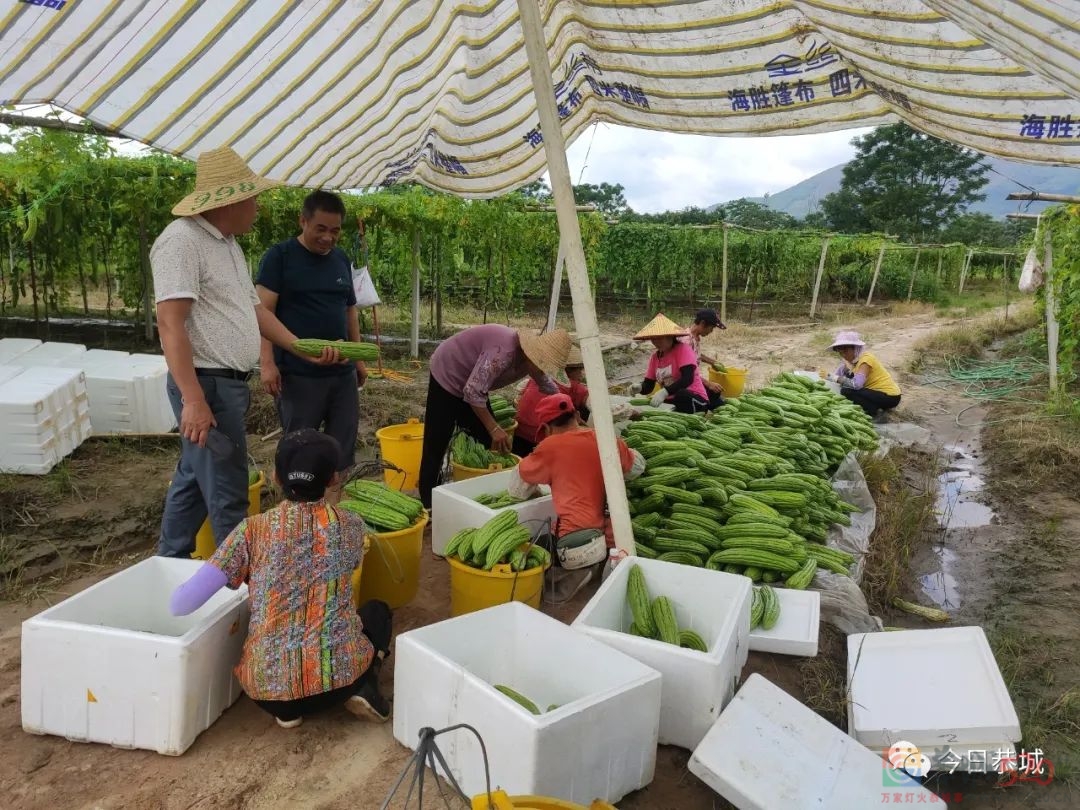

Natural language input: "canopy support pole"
[517,0,634,556]
[545,235,565,333]
[809,237,830,318]
[865,243,886,306]
[720,224,729,324]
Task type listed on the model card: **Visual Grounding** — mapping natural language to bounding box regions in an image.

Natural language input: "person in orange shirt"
[509,393,645,551]
[512,345,589,457]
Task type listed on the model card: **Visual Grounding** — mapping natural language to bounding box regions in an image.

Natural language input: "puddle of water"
[919,546,962,610]
[935,445,994,529]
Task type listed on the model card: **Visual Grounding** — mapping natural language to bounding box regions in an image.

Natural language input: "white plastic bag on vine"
[352,264,381,307]
[1018,247,1043,293]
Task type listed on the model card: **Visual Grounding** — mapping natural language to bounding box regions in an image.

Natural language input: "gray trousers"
[277,372,359,471]
[158,373,251,558]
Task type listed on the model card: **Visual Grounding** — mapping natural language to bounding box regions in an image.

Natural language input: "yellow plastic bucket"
[448,553,548,617]
[191,472,264,561]
[471,790,616,809]
[376,418,424,491]
[350,535,372,609]
[451,454,522,483]
[358,511,429,609]
[708,366,749,398]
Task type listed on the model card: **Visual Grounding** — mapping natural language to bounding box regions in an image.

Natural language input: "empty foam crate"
[689,674,944,808]
[21,557,249,756]
[431,468,555,555]
[0,366,91,474]
[749,587,820,657]
[9,340,87,368]
[0,338,41,364]
[393,601,661,804]
[572,558,751,750]
[847,626,1021,756]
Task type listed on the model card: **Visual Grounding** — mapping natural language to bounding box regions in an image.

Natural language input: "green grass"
[858,448,939,616]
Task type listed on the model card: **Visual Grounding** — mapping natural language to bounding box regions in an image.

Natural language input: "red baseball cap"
[535,393,575,425]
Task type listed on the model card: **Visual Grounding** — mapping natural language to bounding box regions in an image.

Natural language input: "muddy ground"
[0,302,1075,809]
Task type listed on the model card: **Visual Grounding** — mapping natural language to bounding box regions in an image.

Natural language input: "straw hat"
[565,345,583,368]
[633,313,689,341]
[829,330,867,350]
[171,146,280,217]
[516,328,571,375]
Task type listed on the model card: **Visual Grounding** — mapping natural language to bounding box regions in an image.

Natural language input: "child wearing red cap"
[509,393,645,547]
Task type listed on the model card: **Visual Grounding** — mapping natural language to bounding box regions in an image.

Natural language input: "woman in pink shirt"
[635,313,710,414]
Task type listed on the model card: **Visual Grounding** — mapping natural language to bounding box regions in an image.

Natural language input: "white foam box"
[847,627,1021,753]
[572,558,751,750]
[431,468,555,555]
[0,366,90,474]
[0,338,40,364]
[689,673,944,808]
[10,340,87,368]
[393,601,661,804]
[749,588,820,657]
[21,556,249,756]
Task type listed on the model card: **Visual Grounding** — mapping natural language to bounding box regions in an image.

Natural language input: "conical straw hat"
[516,328,571,375]
[633,313,689,340]
[171,146,280,217]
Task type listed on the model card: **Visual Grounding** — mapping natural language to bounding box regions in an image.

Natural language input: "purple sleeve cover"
[169,563,228,616]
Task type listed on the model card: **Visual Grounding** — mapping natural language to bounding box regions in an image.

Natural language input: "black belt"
[195,367,252,382]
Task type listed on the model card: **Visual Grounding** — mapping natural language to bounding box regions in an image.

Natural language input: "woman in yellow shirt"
[827,330,901,418]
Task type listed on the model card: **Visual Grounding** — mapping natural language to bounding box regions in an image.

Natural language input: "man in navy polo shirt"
[256,191,368,475]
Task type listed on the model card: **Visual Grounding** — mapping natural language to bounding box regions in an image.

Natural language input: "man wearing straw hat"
[418,324,571,509]
[152,146,341,559]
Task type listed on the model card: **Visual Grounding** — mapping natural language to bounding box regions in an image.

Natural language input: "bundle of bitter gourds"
[291,339,380,361]
[337,480,425,533]
[624,565,709,652]
[489,394,517,430]
[750,584,781,631]
[622,371,869,584]
[473,489,539,509]
[451,432,518,470]
[443,511,551,571]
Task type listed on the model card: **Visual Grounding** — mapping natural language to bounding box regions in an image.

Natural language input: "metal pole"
[721,224,729,323]
[809,237,830,318]
[906,248,922,302]
[865,243,886,306]
[516,0,634,555]
[1044,227,1058,392]
[545,236,565,333]
[410,227,421,359]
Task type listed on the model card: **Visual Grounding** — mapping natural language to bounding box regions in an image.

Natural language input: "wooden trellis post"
[410,227,421,359]
[906,248,922,302]
[1044,227,1058,392]
[958,249,974,293]
[721,223,729,324]
[809,237,830,318]
[865,243,887,306]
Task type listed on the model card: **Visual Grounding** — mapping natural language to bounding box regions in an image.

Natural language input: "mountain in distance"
[719,156,1080,220]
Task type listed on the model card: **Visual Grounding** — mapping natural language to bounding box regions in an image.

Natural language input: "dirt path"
[0,302,1061,810]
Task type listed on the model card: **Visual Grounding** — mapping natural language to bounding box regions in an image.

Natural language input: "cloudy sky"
[556,123,875,213]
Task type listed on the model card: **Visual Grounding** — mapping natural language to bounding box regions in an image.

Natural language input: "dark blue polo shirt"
[256,238,357,377]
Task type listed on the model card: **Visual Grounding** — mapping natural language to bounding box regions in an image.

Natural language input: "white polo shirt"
[151,215,261,372]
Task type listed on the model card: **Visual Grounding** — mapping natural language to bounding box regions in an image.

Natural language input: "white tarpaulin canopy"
[1,1,1078,193]
[3,0,1076,554]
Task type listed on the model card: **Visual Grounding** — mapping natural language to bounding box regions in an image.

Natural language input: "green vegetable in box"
[451,432,518,470]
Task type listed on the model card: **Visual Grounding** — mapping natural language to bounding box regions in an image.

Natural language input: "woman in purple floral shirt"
[418,325,571,508]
